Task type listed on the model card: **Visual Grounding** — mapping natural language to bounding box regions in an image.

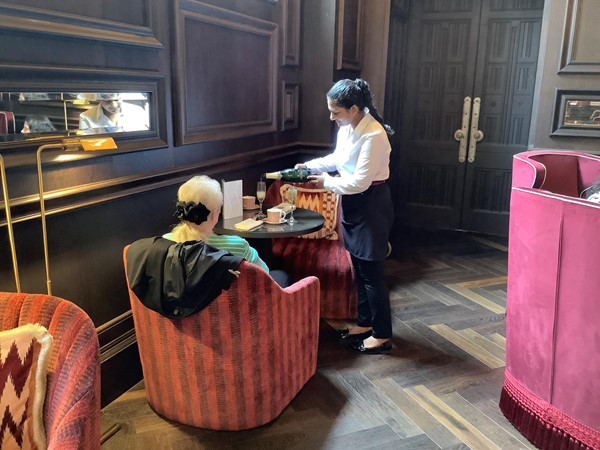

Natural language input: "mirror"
[562,98,600,128]
[552,90,600,138]
[0,91,152,143]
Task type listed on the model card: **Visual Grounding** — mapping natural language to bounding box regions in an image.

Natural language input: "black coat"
[126,237,243,319]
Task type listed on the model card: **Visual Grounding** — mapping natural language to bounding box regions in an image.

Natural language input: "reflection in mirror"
[563,98,600,128]
[0,92,152,142]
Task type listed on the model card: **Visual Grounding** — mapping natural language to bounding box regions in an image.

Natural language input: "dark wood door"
[391,0,544,235]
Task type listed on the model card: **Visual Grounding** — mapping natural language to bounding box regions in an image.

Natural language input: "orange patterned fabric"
[266,181,357,319]
[124,249,320,430]
[280,184,339,240]
[0,293,101,450]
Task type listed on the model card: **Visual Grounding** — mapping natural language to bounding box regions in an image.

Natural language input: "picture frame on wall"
[552,90,600,138]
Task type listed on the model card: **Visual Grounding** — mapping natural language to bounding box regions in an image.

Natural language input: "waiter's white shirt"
[304,113,391,195]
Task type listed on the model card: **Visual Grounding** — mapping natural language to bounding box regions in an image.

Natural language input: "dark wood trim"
[0,3,162,49]
[173,1,278,144]
[0,143,321,226]
[559,0,600,73]
[281,0,301,66]
[551,89,600,137]
[336,0,363,71]
[281,81,300,130]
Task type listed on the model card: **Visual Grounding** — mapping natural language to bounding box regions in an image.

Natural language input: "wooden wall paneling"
[0,2,162,49]
[559,0,600,73]
[173,1,278,145]
[281,80,300,129]
[336,0,363,70]
[281,0,301,66]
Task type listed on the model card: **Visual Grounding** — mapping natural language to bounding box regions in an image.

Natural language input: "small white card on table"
[222,179,243,219]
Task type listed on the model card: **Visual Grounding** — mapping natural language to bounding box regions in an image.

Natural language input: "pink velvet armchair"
[501,150,600,449]
[265,180,357,319]
[0,292,101,449]
[124,249,320,430]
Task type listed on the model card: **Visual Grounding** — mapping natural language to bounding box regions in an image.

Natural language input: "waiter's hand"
[307,174,326,189]
[294,163,308,169]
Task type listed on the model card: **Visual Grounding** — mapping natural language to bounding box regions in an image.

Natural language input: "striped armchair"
[0,292,101,450]
[265,180,357,319]
[123,249,320,430]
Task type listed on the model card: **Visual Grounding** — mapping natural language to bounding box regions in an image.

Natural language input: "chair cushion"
[280,184,339,240]
[0,323,52,450]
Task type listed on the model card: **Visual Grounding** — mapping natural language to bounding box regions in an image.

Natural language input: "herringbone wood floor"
[101,229,534,450]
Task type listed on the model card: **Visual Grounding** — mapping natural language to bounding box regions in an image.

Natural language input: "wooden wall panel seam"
[559,0,600,73]
[0,3,162,49]
[173,1,278,144]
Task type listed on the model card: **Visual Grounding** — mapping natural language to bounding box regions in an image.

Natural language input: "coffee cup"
[243,195,256,209]
[266,208,286,223]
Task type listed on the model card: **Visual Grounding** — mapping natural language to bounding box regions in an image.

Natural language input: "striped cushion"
[0,324,52,450]
[0,293,101,450]
[272,238,357,319]
[267,180,357,319]
[124,252,320,430]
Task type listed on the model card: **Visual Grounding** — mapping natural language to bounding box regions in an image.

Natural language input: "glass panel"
[0,91,152,142]
[563,98,600,128]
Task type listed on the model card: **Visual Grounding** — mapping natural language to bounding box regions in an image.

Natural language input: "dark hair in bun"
[326,78,394,135]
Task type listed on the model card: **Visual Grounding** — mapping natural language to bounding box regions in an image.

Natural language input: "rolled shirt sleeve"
[304,114,391,195]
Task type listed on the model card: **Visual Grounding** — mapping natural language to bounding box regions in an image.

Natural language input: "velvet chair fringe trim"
[500,370,599,450]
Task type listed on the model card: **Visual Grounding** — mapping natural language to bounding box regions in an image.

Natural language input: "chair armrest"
[512,153,546,188]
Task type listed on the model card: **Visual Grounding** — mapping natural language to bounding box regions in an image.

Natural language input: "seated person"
[586,177,600,203]
[164,175,291,287]
[79,93,148,133]
[21,115,56,133]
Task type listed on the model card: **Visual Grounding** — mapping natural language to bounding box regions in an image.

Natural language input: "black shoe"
[349,340,392,354]
[337,328,372,341]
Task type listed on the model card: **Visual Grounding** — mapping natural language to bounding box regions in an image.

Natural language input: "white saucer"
[263,218,288,225]
[243,205,260,211]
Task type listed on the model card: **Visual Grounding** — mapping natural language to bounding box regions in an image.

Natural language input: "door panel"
[399,2,481,229]
[395,0,543,235]
[462,3,543,233]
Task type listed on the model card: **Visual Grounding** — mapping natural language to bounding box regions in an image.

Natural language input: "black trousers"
[351,254,392,339]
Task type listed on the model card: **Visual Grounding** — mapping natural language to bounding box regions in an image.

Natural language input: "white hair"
[171,175,223,242]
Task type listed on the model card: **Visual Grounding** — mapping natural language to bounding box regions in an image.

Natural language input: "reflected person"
[79,93,149,133]
[21,115,56,133]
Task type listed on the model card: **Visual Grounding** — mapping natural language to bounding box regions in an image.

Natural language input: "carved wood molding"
[336,0,363,71]
[0,3,162,49]
[560,0,600,73]
[281,0,301,66]
[281,81,300,130]
[174,1,277,144]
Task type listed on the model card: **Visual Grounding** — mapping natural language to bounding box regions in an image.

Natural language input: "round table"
[214,207,324,239]
[214,208,324,265]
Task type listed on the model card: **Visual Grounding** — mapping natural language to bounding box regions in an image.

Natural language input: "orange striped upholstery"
[123,249,320,430]
[0,292,101,450]
[266,180,357,319]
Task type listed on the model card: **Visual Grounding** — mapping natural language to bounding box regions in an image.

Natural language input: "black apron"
[341,182,394,261]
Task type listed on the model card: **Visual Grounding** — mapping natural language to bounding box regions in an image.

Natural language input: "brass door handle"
[467,97,484,163]
[454,97,471,162]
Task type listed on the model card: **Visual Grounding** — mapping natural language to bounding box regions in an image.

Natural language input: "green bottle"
[263,168,311,182]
